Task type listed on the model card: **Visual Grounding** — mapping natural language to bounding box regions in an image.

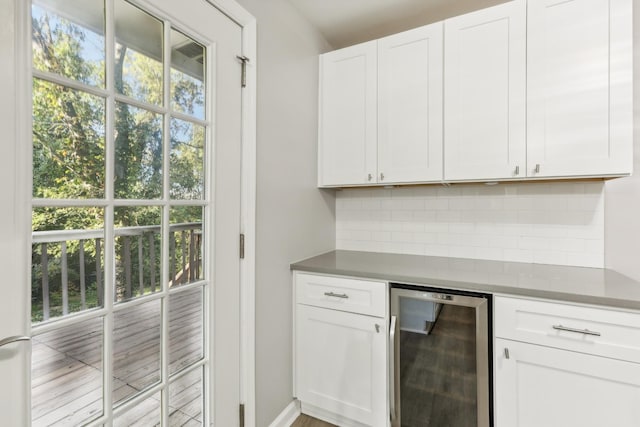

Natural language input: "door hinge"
[237,55,249,88]
[239,403,245,427]
[239,233,245,259]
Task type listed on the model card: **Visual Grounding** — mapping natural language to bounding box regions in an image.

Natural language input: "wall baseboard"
[268,400,301,427]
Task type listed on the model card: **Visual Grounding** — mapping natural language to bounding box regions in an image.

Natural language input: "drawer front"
[495,296,640,363]
[295,273,386,317]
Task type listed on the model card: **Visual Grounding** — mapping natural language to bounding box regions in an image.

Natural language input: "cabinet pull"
[375,324,380,333]
[367,173,373,182]
[380,172,385,181]
[514,165,520,176]
[552,324,601,337]
[504,347,510,359]
[323,291,349,299]
[534,163,540,174]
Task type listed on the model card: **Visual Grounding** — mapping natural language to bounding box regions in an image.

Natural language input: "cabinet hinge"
[239,233,245,259]
[237,55,250,87]
[239,403,245,427]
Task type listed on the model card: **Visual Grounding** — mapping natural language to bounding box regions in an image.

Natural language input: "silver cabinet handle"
[514,165,520,176]
[0,335,31,348]
[504,347,510,359]
[367,173,373,182]
[552,324,601,337]
[323,291,348,299]
[534,164,540,174]
[380,172,385,181]
[389,315,397,423]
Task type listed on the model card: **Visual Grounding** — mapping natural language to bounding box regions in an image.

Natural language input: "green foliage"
[31,7,206,322]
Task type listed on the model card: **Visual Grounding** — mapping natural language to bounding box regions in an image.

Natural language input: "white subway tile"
[424,223,449,233]
[392,231,414,243]
[372,231,391,242]
[450,223,475,234]
[402,198,425,210]
[371,210,392,221]
[336,181,604,268]
[391,210,413,221]
[518,236,550,251]
[362,198,381,210]
[488,235,519,249]
[402,222,425,233]
[413,211,437,222]
[476,247,504,261]
[414,232,438,244]
[533,250,568,266]
[503,248,534,263]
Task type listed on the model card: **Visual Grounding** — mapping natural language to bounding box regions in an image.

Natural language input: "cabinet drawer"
[495,296,640,363]
[295,273,386,317]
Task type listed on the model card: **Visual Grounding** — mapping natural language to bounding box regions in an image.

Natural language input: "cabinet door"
[527,0,632,178]
[378,23,443,184]
[444,0,526,181]
[318,41,377,186]
[495,338,640,427]
[295,304,387,427]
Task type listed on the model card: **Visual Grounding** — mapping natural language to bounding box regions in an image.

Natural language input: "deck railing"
[31,222,202,322]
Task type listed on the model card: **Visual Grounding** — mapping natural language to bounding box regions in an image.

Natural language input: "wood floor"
[291,414,337,427]
[31,287,204,426]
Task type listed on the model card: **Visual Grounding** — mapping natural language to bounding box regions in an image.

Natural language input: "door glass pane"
[113,299,161,404]
[114,0,163,106]
[170,119,205,200]
[113,392,161,427]
[169,368,203,426]
[33,79,106,199]
[32,207,105,322]
[169,207,204,287]
[114,206,162,302]
[32,317,104,426]
[32,0,105,87]
[114,102,163,199]
[169,287,203,374]
[171,29,205,120]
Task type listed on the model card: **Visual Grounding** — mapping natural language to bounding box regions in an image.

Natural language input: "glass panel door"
[29,0,226,424]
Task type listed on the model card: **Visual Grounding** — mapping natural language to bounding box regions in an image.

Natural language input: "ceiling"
[287,0,510,49]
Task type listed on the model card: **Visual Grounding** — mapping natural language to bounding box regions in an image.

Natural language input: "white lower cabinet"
[494,296,640,427]
[294,273,388,427]
[495,339,640,427]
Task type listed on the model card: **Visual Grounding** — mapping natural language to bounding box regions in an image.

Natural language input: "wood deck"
[32,287,204,426]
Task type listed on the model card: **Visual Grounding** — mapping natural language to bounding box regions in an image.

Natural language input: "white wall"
[604,0,640,280]
[233,1,335,426]
[337,182,605,268]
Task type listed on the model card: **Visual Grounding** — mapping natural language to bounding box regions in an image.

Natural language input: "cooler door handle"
[389,315,397,423]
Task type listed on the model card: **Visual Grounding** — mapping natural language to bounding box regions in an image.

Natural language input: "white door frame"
[208,1,258,427]
[1,0,257,425]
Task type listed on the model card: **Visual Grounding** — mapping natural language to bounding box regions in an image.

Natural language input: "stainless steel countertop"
[291,250,640,311]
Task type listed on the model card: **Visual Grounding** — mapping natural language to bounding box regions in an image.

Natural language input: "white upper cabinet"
[318,24,444,187]
[526,0,633,178]
[377,23,444,184]
[318,41,377,186]
[444,0,527,181]
[318,0,633,187]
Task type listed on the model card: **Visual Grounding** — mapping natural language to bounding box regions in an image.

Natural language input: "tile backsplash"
[336,182,605,268]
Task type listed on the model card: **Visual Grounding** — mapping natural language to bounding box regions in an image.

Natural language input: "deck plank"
[32,288,205,426]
